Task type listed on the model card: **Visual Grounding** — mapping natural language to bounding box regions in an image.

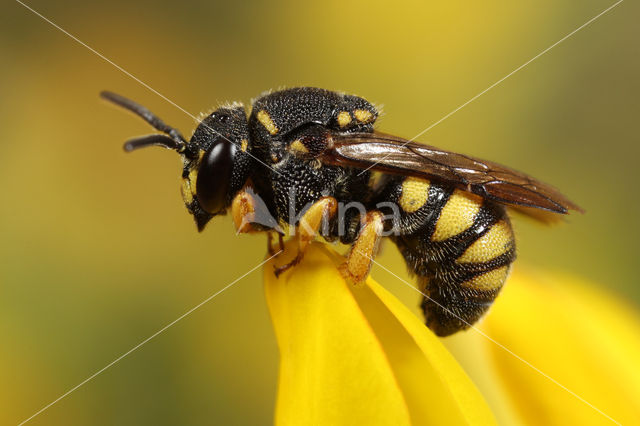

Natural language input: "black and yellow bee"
[101,87,582,336]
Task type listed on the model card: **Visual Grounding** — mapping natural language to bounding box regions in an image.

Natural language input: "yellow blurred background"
[1,0,638,424]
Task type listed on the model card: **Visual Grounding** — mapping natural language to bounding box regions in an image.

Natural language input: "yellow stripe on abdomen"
[460,266,509,291]
[431,190,483,242]
[398,177,430,213]
[457,220,514,264]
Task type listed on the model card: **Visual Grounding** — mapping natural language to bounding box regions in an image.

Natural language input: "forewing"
[322,132,583,215]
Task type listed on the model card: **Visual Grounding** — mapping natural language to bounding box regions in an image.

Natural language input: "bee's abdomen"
[378,175,516,336]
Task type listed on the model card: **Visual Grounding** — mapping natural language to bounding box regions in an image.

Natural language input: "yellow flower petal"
[265,241,495,425]
[447,268,640,425]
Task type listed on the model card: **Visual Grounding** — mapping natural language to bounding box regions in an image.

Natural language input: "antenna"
[122,134,183,152]
[100,91,187,153]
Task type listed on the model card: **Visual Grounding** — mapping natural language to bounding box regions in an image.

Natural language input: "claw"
[267,232,287,256]
[274,252,303,277]
[267,233,277,256]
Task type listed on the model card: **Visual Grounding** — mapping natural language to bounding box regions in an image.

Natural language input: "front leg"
[342,211,385,285]
[266,232,285,256]
[231,185,284,255]
[274,196,338,276]
[232,185,261,234]
[231,183,282,234]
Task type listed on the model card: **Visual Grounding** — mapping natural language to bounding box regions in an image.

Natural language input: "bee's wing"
[322,132,583,217]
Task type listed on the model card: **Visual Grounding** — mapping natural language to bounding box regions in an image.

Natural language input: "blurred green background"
[1,0,638,424]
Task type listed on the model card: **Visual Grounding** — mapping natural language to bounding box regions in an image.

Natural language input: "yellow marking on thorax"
[399,177,430,213]
[354,109,373,123]
[337,111,351,127]
[460,266,509,291]
[431,190,483,241]
[457,220,514,264]
[289,139,309,154]
[240,139,248,152]
[257,110,278,135]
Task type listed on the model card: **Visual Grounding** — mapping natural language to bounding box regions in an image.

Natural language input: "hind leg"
[341,211,385,285]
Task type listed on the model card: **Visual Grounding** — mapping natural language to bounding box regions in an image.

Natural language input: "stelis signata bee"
[101,87,581,336]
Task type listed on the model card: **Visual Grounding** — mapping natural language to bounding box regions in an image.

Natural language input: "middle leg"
[274,196,338,276]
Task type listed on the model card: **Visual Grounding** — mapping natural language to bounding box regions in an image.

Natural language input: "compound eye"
[196,138,236,214]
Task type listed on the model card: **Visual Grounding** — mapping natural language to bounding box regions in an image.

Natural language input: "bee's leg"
[231,185,271,234]
[341,211,384,285]
[278,233,285,251]
[232,188,284,256]
[274,196,338,276]
[267,232,286,255]
[231,186,260,234]
[266,232,278,256]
